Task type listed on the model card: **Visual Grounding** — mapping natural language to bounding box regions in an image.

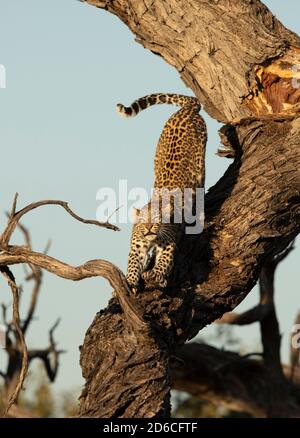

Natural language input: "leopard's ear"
[131,207,141,224]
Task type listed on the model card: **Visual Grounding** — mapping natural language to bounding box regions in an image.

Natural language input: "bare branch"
[272,241,295,267]
[16,221,32,249]
[216,304,271,325]
[9,193,18,218]
[15,222,43,334]
[0,246,148,337]
[0,198,119,247]
[28,318,65,382]
[0,267,28,417]
[45,318,65,381]
[43,239,51,255]
[1,303,8,325]
[21,271,41,335]
[49,317,61,341]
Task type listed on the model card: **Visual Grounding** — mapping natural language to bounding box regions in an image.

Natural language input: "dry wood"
[0,0,299,418]
[0,267,28,416]
[77,0,300,417]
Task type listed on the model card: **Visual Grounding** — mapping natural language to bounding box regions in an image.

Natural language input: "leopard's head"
[131,204,160,242]
[131,202,178,245]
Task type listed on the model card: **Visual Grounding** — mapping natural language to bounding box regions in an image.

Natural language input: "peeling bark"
[82,0,300,122]
[76,0,300,417]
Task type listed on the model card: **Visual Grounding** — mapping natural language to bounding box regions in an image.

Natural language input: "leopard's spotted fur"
[117,93,207,289]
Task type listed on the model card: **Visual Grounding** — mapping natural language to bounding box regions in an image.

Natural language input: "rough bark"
[76,0,300,417]
[0,1,271,417]
[82,0,300,122]
[0,0,298,417]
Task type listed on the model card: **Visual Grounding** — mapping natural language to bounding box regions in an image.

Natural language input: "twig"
[0,197,147,335]
[1,303,8,325]
[16,221,43,334]
[21,271,41,335]
[28,318,66,382]
[16,220,32,248]
[9,193,18,218]
[0,198,119,247]
[43,239,52,255]
[106,205,124,224]
[49,317,60,341]
[47,318,65,381]
[272,240,295,267]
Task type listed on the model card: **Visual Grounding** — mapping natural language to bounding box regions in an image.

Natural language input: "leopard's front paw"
[142,270,168,288]
[126,274,140,293]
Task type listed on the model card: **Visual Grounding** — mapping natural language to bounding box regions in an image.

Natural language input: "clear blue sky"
[0,0,299,401]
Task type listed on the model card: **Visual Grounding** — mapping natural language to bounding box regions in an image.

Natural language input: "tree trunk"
[78,0,300,417]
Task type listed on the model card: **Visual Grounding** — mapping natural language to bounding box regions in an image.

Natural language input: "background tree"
[0,225,64,417]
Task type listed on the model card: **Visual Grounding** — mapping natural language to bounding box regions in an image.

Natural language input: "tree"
[0,0,299,417]
[0,224,64,417]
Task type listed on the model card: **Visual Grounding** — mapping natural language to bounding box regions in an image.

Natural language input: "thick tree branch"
[216,304,270,326]
[0,198,149,417]
[172,343,300,418]
[83,0,300,122]
[0,246,147,335]
[79,1,300,338]
[0,197,146,334]
[76,0,300,418]
[217,242,296,327]
[0,0,297,418]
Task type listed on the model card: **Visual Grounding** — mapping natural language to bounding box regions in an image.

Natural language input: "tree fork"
[76,0,300,417]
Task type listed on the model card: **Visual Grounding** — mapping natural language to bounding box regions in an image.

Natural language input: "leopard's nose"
[144,228,155,237]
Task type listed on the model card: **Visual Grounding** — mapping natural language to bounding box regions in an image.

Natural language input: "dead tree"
[0,225,64,417]
[75,0,300,417]
[0,0,299,417]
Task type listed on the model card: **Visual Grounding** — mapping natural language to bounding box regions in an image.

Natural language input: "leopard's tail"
[116,93,201,118]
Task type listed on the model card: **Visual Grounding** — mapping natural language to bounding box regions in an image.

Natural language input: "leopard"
[117,93,207,289]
